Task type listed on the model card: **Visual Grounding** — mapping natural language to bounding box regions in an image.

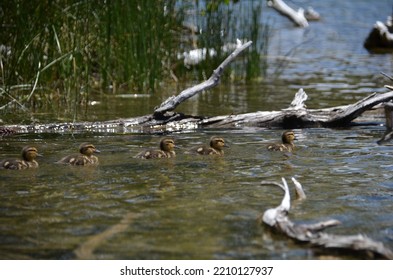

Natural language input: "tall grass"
[0,0,269,123]
[99,0,182,92]
[175,0,269,82]
[0,0,102,121]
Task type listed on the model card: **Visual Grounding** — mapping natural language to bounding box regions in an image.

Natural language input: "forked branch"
[261,178,393,259]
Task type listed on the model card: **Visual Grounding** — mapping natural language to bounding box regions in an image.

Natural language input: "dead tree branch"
[154,40,253,116]
[260,178,393,259]
[2,87,393,135]
[267,0,309,27]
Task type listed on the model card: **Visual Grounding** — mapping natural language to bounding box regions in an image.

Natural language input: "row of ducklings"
[0,131,296,170]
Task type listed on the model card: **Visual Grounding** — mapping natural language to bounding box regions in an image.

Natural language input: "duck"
[0,146,42,170]
[135,138,176,159]
[57,143,100,166]
[267,131,296,152]
[186,136,229,156]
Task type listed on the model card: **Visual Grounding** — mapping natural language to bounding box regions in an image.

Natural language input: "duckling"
[135,138,176,159]
[0,146,42,170]
[186,136,229,156]
[267,131,296,152]
[57,143,100,166]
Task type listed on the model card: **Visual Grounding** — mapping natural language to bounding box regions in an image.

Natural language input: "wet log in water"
[1,39,392,135]
[364,17,393,50]
[260,178,393,259]
[2,88,392,135]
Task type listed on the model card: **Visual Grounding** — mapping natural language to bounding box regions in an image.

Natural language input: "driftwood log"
[154,40,252,115]
[1,39,392,136]
[267,0,320,28]
[2,88,392,135]
[260,178,393,259]
[364,16,393,51]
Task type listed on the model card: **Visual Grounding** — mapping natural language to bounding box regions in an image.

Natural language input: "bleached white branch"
[154,40,252,116]
[267,0,309,28]
[261,177,393,259]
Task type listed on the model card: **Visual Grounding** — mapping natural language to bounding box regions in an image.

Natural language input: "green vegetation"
[0,0,269,122]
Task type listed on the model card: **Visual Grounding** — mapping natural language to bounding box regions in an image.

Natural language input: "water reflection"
[2,0,393,260]
[1,127,393,259]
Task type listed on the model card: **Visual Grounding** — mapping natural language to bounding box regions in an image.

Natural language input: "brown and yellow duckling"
[186,136,229,156]
[135,138,176,159]
[57,143,100,166]
[0,146,42,170]
[267,131,296,152]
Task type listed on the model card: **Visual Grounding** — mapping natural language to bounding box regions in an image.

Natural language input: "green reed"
[175,0,269,82]
[0,0,269,122]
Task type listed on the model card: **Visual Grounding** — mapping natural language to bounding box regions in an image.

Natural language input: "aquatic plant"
[0,0,269,122]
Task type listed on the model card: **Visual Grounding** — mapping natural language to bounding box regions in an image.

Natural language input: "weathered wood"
[364,18,393,50]
[260,178,393,259]
[154,40,252,116]
[2,88,393,135]
[267,0,309,28]
[198,89,393,129]
[1,37,392,135]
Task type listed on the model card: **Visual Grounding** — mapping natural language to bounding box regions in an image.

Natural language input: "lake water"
[1,0,393,259]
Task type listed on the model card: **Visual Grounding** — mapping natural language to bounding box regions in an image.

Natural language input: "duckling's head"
[210,136,228,150]
[282,131,295,144]
[79,143,100,156]
[22,146,41,161]
[160,138,175,152]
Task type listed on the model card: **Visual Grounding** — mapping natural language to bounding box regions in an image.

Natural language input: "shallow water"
[2,0,393,259]
[1,127,393,259]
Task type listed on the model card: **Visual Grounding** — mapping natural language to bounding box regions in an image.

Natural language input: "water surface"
[1,0,393,259]
[1,127,393,259]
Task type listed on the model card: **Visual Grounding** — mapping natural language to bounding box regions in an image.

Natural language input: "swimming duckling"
[135,138,176,159]
[267,131,296,152]
[0,146,42,170]
[57,143,100,166]
[186,136,229,156]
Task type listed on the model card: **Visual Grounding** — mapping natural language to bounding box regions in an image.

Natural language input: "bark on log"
[2,88,393,135]
[260,178,393,259]
[1,39,392,135]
